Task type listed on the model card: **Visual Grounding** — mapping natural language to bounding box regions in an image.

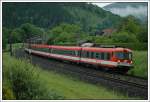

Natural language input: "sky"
[92,3,112,7]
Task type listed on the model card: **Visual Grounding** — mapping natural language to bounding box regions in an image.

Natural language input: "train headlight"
[117,60,120,63]
[124,60,128,63]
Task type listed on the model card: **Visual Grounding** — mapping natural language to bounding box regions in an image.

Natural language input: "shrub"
[112,32,139,43]
[128,51,148,78]
[3,54,64,100]
[2,80,16,100]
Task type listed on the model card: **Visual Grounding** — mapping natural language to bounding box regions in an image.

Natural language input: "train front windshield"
[115,52,132,60]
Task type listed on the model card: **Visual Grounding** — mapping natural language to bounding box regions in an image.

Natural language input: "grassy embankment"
[128,51,148,78]
[4,43,23,52]
[3,53,138,100]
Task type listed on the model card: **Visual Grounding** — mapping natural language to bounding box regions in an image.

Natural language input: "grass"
[3,53,139,100]
[128,51,148,78]
[4,43,23,52]
[39,70,133,99]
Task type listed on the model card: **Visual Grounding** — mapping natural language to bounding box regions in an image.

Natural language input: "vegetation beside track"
[3,53,138,99]
[128,51,148,78]
[3,53,64,100]
[3,43,23,52]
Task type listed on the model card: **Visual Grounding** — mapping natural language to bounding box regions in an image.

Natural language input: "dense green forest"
[3,2,121,31]
[2,2,148,50]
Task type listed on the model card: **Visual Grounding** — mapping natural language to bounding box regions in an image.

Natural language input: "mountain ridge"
[3,2,122,32]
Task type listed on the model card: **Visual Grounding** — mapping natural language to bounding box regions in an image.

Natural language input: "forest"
[2,2,148,50]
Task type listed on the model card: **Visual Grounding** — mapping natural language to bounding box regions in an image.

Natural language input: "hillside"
[103,2,148,22]
[2,2,122,32]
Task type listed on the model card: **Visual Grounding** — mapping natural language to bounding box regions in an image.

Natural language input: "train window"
[75,51,78,56]
[49,48,52,53]
[104,53,110,60]
[52,49,63,55]
[70,51,73,55]
[107,53,110,60]
[78,51,81,56]
[90,52,94,58]
[69,51,72,55]
[71,51,73,55]
[86,51,90,58]
[83,51,86,58]
[101,52,104,60]
[82,51,87,58]
[72,51,74,55]
[65,50,70,55]
[51,49,54,53]
[66,50,69,55]
[95,52,100,59]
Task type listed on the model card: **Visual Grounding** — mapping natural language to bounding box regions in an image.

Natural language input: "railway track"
[14,49,148,99]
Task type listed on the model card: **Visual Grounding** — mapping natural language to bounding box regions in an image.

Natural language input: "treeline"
[3,15,147,50]
[3,2,121,32]
[2,23,45,49]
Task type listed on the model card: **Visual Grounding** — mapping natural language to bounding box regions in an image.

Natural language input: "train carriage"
[25,44,133,73]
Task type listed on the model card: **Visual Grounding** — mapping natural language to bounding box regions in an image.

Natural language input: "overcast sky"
[92,3,112,7]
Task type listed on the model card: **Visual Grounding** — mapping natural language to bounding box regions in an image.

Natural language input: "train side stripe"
[50,54,80,60]
[80,58,117,66]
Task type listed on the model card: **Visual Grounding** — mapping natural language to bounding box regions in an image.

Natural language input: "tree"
[11,28,24,43]
[118,15,141,34]
[20,23,45,42]
[47,23,82,44]
[137,24,148,42]
[94,36,113,43]
[4,23,46,44]
[2,28,11,49]
[112,31,139,43]
[116,15,147,43]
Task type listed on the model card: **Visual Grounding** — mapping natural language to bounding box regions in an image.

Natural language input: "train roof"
[50,45,132,52]
[31,44,51,48]
[31,44,132,52]
[82,47,132,52]
[50,45,81,50]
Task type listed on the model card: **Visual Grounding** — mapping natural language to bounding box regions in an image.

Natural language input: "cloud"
[108,6,147,19]
[92,3,112,7]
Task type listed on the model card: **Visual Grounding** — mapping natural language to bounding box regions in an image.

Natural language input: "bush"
[128,51,148,78]
[94,36,113,43]
[94,43,147,51]
[112,32,138,43]
[3,54,64,100]
[2,80,16,100]
[2,28,11,50]
[47,23,82,44]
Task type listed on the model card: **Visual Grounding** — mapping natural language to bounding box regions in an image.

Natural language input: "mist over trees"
[103,2,148,22]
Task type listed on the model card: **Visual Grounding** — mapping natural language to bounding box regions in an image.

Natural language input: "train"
[25,44,133,73]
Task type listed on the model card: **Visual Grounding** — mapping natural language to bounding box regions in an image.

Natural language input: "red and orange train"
[25,44,133,73]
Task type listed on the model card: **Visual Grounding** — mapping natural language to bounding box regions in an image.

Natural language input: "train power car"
[25,44,133,73]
